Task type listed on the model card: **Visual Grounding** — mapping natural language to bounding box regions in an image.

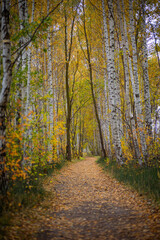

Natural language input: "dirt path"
[6,157,160,240]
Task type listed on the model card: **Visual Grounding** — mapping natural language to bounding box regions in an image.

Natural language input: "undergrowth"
[97,157,160,205]
[0,156,85,235]
[0,159,66,214]
[0,158,67,236]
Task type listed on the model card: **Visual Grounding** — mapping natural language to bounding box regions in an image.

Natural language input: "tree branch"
[10,0,64,69]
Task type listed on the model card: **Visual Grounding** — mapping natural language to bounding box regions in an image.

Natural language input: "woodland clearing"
[2,157,160,240]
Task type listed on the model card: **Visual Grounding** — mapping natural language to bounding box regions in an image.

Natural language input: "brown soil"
[5,157,160,240]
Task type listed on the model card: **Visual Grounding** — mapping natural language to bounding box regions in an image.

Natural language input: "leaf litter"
[3,157,160,240]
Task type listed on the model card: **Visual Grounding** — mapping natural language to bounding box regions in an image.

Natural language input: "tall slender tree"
[141,0,152,137]
[0,0,11,194]
[83,0,106,158]
[107,0,122,163]
[101,0,111,157]
[64,2,78,160]
[47,0,54,155]
[129,0,146,162]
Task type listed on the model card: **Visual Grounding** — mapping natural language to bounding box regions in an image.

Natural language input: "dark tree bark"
[82,0,106,158]
[0,0,11,195]
[64,6,77,161]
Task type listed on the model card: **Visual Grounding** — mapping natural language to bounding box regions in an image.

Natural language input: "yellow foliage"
[121,137,133,162]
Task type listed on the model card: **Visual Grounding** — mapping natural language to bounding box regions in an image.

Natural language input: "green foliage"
[97,157,160,204]
[0,158,66,214]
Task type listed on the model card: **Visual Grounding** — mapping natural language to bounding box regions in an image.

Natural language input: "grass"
[0,156,86,238]
[0,157,68,238]
[97,157,160,205]
[0,159,67,212]
[0,156,85,216]
[72,156,85,163]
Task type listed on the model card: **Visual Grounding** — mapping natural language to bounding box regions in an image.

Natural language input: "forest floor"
[3,157,160,240]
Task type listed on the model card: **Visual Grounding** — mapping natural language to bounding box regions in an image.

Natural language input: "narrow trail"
[6,157,160,240]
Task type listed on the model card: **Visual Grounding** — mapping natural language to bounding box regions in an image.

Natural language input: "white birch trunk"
[101,0,111,157]
[103,50,111,156]
[47,0,54,153]
[0,0,11,194]
[120,0,142,161]
[141,0,152,137]
[18,0,27,106]
[26,0,34,115]
[115,44,123,141]
[17,0,29,166]
[108,0,123,163]
[54,68,59,156]
[117,0,131,122]
[129,0,146,162]
[25,0,35,159]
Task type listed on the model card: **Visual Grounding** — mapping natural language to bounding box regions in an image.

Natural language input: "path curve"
[6,157,160,240]
[37,157,159,240]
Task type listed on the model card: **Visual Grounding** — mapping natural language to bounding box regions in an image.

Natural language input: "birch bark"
[107,0,122,163]
[47,0,54,154]
[101,0,111,157]
[26,0,34,115]
[103,55,111,156]
[129,0,146,162]
[117,0,130,123]
[18,0,27,106]
[141,0,152,137]
[0,0,11,194]
[120,0,142,162]
[25,0,35,157]
[115,44,123,141]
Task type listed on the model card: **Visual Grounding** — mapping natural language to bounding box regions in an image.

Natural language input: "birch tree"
[118,0,141,162]
[18,0,28,107]
[129,0,146,162]
[47,0,54,154]
[26,0,35,115]
[107,0,122,163]
[101,0,111,157]
[141,0,152,137]
[0,0,11,194]
[117,0,130,124]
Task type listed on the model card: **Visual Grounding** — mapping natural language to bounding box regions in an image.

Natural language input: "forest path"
[7,157,160,240]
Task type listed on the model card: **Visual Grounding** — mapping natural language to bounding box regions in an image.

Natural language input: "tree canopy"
[0,0,160,200]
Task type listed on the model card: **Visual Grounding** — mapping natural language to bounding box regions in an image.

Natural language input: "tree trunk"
[121,0,142,162]
[0,0,2,81]
[101,0,112,158]
[18,0,28,166]
[18,0,27,109]
[64,7,77,161]
[103,46,111,156]
[129,0,146,162]
[83,0,106,158]
[26,0,34,114]
[25,0,34,158]
[117,0,131,124]
[0,0,11,195]
[47,0,54,156]
[107,0,122,163]
[64,10,71,161]
[141,0,152,137]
